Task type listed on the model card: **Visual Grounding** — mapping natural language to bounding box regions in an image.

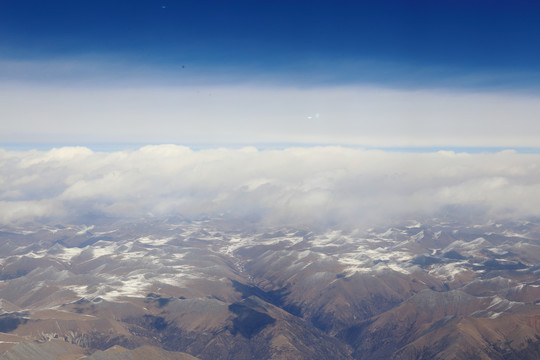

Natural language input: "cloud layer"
[2,80,540,147]
[1,146,539,228]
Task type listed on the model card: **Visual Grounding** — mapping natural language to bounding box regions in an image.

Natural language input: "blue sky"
[3,0,540,86]
[1,0,540,147]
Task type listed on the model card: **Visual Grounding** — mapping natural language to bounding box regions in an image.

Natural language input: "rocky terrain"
[0,217,539,359]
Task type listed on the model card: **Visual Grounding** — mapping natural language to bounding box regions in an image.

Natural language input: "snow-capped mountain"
[0,217,539,359]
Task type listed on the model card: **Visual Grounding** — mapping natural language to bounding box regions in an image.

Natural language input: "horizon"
[3,143,540,154]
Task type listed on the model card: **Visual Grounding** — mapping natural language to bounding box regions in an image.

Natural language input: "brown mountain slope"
[84,345,199,360]
[0,340,85,360]
[344,290,540,359]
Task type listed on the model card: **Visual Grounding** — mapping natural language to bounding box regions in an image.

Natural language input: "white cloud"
[1,146,539,227]
[2,82,540,147]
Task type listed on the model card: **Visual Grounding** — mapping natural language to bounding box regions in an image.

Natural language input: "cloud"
[2,79,540,147]
[1,146,539,227]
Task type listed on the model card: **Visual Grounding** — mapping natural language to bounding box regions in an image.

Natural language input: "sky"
[1,0,540,148]
[1,1,540,227]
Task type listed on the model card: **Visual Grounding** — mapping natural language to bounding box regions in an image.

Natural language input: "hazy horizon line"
[2,142,540,154]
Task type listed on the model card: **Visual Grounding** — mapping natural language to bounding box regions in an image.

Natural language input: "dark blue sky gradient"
[1,0,540,87]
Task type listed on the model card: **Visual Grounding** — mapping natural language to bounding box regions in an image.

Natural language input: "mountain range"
[0,217,539,359]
